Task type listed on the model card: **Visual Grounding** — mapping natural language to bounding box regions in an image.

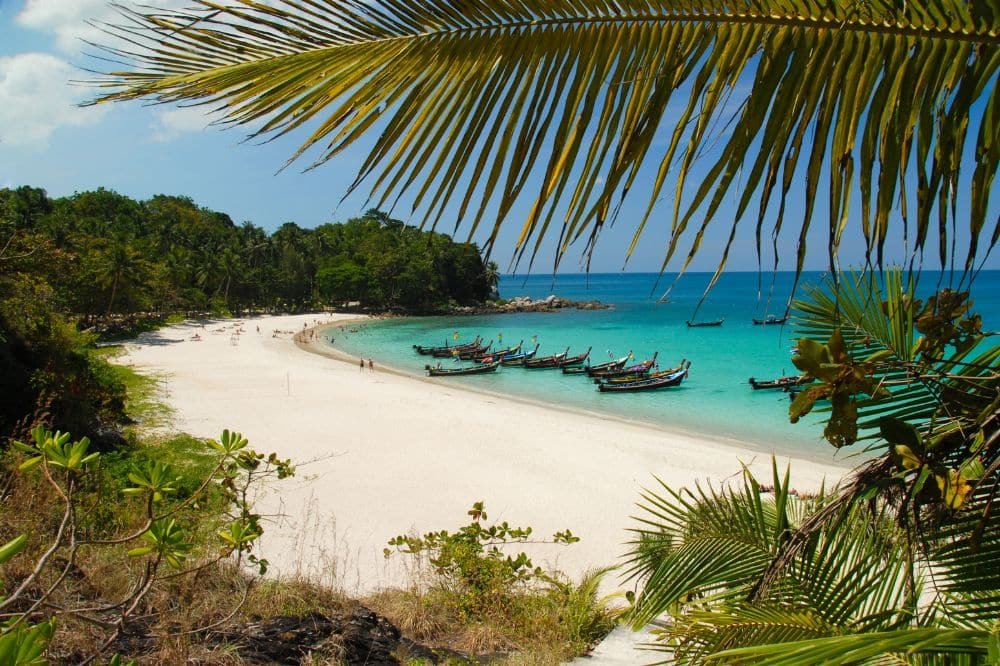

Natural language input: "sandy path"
[122,313,852,594]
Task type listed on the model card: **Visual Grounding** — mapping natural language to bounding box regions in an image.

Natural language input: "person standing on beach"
[368,358,374,373]
[360,358,364,372]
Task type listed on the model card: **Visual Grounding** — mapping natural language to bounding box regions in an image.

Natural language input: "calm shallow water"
[328,271,1000,462]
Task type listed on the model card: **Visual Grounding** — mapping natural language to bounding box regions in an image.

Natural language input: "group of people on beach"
[360,358,374,372]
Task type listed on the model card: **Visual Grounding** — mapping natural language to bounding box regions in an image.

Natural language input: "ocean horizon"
[327,270,999,462]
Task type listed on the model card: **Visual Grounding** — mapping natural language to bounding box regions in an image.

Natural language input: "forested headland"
[0,185,496,444]
[1,186,496,323]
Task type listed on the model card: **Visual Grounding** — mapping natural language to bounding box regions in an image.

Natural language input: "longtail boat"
[413,336,482,356]
[498,343,540,366]
[522,347,569,369]
[425,360,500,376]
[589,352,659,379]
[752,315,789,325]
[563,352,632,375]
[433,341,491,359]
[599,359,686,385]
[686,318,724,327]
[597,365,689,392]
[475,341,523,364]
[554,346,591,368]
[749,375,807,390]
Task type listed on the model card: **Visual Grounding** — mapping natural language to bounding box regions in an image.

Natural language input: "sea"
[326,271,1000,463]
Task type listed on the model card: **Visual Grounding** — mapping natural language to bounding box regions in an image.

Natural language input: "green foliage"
[0,535,28,566]
[790,271,998,510]
[2,426,294,662]
[2,186,493,320]
[386,502,579,619]
[0,534,54,665]
[0,185,494,441]
[627,272,1000,663]
[12,428,99,473]
[0,619,53,666]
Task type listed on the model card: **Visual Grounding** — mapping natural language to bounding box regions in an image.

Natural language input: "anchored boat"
[425,360,501,376]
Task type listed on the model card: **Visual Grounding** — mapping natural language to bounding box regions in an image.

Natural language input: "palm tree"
[88,0,996,285]
[485,261,501,299]
[95,239,147,318]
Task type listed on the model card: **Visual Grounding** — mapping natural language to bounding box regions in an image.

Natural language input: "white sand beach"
[123,313,852,594]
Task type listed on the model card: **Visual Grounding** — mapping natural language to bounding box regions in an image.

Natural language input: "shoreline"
[123,313,853,595]
[297,322,851,467]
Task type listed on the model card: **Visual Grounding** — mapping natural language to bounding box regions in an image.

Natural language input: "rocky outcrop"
[222,607,401,665]
[450,295,611,315]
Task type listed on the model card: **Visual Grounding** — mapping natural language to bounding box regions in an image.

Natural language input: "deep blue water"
[327,271,999,461]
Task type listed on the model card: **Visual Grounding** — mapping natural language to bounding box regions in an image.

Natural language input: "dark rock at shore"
[222,606,401,664]
[215,607,511,665]
[449,295,612,315]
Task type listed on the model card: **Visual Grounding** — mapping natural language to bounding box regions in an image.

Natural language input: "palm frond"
[662,605,838,664]
[791,270,1000,447]
[624,464,806,627]
[710,628,992,664]
[88,1,999,276]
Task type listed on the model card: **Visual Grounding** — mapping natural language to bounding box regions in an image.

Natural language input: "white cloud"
[16,0,190,54]
[151,106,214,142]
[0,52,107,146]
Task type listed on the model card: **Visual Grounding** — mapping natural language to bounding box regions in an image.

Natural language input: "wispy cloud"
[16,0,189,54]
[151,106,214,142]
[0,52,107,147]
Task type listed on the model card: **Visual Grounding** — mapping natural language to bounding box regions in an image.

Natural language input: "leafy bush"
[379,503,619,660]
[1,427,293,664]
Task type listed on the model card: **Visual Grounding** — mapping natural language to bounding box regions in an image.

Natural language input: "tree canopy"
[0,187,493,319]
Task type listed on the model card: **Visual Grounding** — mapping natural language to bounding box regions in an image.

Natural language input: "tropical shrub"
[379,503,618,658]
[385,502,580,617]
[0,427,292,664]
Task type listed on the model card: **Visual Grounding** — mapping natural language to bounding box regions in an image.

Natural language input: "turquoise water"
[328,271,1000,461]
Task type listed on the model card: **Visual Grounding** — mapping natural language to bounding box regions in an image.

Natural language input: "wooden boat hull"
[590,352,659,379]
[686,319,724,327]
[414,336,482,355]
[567,355,630,375]
[598,369,687,392]
[426,361,500,376]
[598,360,688,385]
[498,344,539,365]
[475,341,523,364]
[752,316,789,325]
[748,376,803,390]
[523,347,570,369]
[551,347,591,369]
[433,343,491,359]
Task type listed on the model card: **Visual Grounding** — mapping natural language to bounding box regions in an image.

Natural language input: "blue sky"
[1,0,996,274]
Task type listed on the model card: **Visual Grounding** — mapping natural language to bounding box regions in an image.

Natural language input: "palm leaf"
[710,628,992,664]
[791,270,1000,447]
[87,1,999,277]
[624,464,803,627]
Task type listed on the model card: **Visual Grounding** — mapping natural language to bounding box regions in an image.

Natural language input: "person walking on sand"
[360,358,365,372]
[368,358,374,373]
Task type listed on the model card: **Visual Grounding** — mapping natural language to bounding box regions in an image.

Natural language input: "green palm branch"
[87,1,999,280]
[625,462,925,663]
[790,270,1000,449]
[626,460,1000,663]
